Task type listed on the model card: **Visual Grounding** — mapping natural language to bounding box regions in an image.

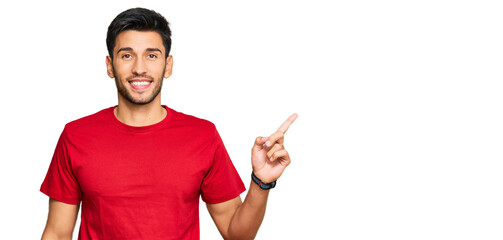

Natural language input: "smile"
[129,80,152,90]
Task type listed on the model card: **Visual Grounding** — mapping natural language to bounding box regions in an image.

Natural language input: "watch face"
[260,181,275,190]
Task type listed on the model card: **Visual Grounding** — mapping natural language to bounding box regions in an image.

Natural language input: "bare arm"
[207,180,269,240]
[41,198,80,240]
[207,114,297,239]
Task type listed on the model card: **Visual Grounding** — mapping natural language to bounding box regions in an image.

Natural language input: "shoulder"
[167,107,218,135]
[63,106,114,135]
[168,108,216,131]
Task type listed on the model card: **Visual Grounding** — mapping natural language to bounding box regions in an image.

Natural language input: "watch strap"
[251,172,276,190]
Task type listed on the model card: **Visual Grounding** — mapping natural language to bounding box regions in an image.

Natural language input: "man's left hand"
[251,113,298,183]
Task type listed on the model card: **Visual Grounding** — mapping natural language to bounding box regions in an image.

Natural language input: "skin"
[41,30,297,240]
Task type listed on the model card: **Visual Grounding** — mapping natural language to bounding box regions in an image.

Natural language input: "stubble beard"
[113,66,165,105]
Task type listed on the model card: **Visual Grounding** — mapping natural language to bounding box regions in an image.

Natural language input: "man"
[40,7,297,240]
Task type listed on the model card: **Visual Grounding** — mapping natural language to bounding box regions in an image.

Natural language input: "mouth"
[128,79,153,90]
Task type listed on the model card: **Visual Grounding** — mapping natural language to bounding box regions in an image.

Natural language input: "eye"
[147,54,158,59]
[122,54,132,59]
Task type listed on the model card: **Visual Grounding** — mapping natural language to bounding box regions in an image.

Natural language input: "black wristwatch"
[251,172,276,190]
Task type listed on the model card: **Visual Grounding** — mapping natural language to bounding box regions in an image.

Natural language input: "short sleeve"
[200,128,246,204]
[40,128,82,205]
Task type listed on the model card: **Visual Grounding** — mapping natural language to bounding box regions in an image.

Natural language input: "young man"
[40,7,297,240]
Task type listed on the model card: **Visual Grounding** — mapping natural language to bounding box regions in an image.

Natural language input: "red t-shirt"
[40,105,246,240]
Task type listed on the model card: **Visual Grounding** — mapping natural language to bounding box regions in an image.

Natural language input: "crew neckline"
[109,105,172,133]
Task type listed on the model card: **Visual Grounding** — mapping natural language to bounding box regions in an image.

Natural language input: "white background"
[1,0,502,239]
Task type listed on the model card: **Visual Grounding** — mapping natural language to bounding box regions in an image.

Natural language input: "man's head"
[106,7,172,60]
[105,8,173,105]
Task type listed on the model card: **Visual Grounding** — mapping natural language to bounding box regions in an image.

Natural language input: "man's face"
[106,30,173,105]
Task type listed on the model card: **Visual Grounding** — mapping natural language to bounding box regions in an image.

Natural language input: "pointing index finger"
[277,113,298,133]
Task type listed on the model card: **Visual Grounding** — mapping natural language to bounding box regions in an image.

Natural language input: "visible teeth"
[131,81,150,86]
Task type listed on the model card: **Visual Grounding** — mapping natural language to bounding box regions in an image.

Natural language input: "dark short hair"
[106,7,172,59]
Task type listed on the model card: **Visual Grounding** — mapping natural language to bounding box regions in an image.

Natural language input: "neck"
[114,96,166,127]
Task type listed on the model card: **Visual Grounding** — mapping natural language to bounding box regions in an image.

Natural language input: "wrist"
[252,168,277,183]
[251,172,276,190]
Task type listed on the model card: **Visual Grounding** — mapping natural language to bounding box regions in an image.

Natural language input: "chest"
[70,133,212,201]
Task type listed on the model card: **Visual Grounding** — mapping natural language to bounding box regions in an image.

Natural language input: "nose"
[132,58,147,75]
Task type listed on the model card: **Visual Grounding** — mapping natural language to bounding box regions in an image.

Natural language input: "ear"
[164,55,173,79]
[106,56,115,78]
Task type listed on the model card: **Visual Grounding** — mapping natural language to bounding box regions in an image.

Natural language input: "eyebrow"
[116,47,163,55]
[146,48,163,54]
[116,47,132,55]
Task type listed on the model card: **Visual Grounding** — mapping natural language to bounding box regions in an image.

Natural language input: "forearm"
[227,180,270,240]
[41,230,72,240]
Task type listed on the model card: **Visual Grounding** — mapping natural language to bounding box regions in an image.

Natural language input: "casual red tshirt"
[40,105,246,240]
